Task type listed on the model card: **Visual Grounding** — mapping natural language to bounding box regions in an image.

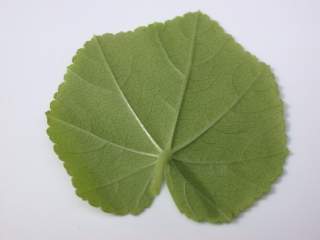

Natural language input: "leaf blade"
[47,11,288,222]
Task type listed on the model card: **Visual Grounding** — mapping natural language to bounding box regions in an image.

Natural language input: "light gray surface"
[1,0,319,239]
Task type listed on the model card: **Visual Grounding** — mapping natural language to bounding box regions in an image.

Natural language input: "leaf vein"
[94,36,162,152]
[67,68,113,94]
[48,115,158,158]
[169,13,200,147]
[80,162,156,194]
[173,66,264,153]
[183,182,197,218]
[156,30,185,78]
[172,162,230,221]
[134,172,154,211]
[172,150,287,165]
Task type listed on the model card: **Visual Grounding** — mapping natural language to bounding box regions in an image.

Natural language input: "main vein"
[80,161,157,194]
[172,161,230,221]
[48,115,158,158]
[94,36,162,152]
[172,67,263,153]
[169,13,200,148]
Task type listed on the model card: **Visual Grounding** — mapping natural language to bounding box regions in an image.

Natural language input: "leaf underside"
[47,12,288,223]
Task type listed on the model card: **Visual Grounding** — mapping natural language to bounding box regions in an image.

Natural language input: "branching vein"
[94,36,162,152]
[173,67,264,153]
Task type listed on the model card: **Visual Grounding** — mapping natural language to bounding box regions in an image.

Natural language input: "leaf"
[47,12,288,223]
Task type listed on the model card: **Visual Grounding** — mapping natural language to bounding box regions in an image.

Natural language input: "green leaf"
[47,11,288,223]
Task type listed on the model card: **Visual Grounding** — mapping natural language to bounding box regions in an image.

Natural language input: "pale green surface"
[47,12,288,223]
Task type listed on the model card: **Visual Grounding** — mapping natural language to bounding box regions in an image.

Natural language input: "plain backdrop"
[1,0,320,239]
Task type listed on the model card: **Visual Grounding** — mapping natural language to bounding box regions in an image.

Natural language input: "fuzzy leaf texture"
[47,12,288,223]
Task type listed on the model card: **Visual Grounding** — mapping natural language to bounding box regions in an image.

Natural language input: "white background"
[1,0,320,239]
